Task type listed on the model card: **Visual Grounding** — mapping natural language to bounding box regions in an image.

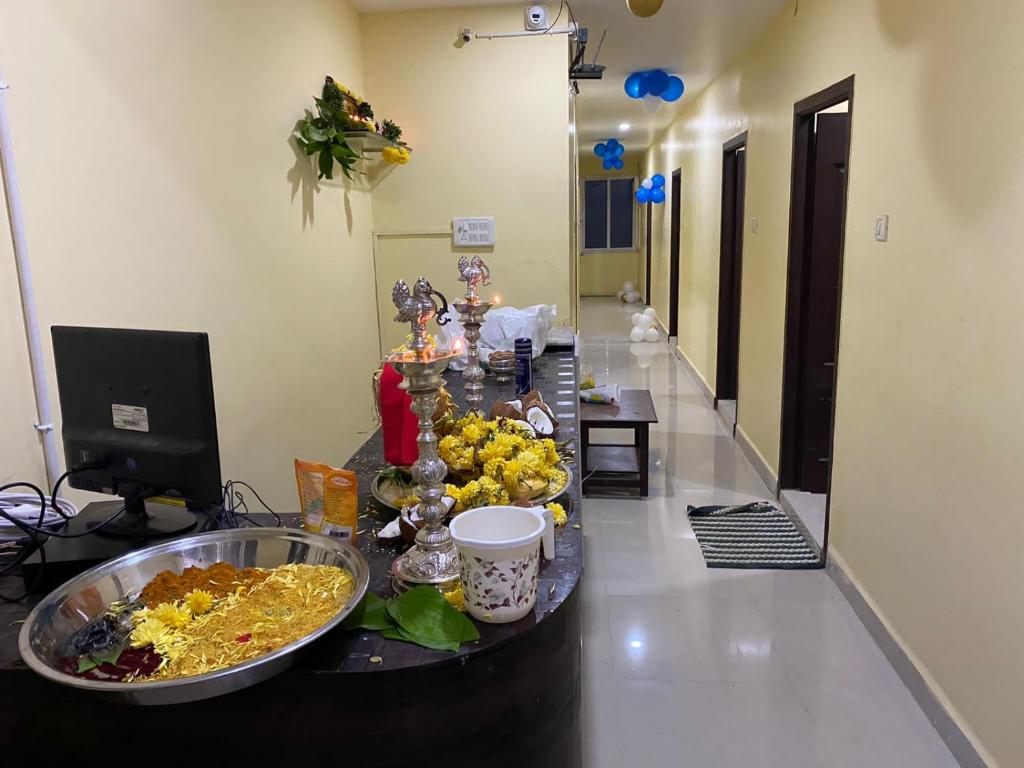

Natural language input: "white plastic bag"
[478,304,556,363]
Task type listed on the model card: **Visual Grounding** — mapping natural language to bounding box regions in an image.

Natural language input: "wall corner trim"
[827,550,993,768]
[734,424,779,495]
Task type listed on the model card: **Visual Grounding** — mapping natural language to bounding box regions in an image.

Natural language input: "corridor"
[579,297,958,768]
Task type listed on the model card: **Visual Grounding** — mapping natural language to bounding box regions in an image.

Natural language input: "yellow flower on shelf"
[382,146,411,165]
[547,502,568,527]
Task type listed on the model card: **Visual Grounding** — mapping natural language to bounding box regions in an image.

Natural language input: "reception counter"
[0,348,583,767]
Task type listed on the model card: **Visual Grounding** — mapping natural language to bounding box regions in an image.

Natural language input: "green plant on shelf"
[293,76,364,180]
[380,119,402,143]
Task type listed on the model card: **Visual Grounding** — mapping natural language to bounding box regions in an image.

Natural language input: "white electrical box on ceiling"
[453,217,496,247]
[525,5,548,31]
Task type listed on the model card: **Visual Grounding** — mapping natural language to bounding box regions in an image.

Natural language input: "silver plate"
[18,527,369,705]
[371,463,573,511]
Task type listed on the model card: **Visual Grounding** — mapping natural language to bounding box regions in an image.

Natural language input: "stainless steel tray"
[19,527,369,705]
[370,463,573,511]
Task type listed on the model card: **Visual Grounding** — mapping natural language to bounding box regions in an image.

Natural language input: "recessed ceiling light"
[619,122,631,132]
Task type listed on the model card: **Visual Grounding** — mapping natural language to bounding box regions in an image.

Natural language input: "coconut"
[489,399,525,420]
[520,390,545,410]
[525,403,558,436]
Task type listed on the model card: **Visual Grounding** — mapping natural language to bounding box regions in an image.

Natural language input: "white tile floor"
[578,297,959,768]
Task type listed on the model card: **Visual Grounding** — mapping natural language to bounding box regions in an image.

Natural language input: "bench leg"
[637,424,649,497]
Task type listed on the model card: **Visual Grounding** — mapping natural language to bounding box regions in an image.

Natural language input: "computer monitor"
[51,326,222,539]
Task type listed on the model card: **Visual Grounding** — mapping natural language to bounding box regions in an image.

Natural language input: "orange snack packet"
[294,460,359,543]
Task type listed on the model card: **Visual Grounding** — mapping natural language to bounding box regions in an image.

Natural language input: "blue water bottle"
[514,337,533,395]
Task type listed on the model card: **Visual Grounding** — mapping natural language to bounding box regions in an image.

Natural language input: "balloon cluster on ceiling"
[636,173,666,204]
[593,138,625,170]
[624,69,684,109]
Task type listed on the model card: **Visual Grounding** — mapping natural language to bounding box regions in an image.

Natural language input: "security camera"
[459,27,474,45]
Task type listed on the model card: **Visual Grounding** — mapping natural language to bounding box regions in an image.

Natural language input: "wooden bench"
[580,389,658,497]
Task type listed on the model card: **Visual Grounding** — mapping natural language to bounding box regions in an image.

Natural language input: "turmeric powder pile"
[139,562,269,608]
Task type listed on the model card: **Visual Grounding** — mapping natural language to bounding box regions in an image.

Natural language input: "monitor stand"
[84,496,197,539]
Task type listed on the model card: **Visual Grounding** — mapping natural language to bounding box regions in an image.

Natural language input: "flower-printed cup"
[448,506,554,623]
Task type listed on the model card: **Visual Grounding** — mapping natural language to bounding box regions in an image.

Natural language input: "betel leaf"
[91,645,124,667]
[392,623,459,653]
[386,586,465,649]
[77,656,99,674]
[342,593,393,632]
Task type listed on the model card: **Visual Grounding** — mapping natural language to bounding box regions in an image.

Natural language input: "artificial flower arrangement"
[294,76,411,180]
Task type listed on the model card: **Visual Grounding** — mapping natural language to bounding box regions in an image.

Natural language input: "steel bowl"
[18,527,369,705]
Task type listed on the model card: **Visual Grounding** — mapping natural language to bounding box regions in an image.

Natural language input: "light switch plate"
[875,215,889,242]
[453,217,495,247]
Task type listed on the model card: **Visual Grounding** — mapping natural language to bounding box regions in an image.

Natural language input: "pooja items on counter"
[295,460,360,542]
[58,562,357,682]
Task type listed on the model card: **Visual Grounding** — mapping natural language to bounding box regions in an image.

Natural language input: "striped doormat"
[687,502,820,569]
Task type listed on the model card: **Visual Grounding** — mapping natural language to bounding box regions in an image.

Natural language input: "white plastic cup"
[449,505,555,623]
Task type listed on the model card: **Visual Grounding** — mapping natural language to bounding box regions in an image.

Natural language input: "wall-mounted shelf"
[343,131,412,155]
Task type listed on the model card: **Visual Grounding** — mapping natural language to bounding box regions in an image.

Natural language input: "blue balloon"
[636,187,652,204]
[614,143,625,158]
[662,76,684,102]
[624,72,647,99]
[606,138,619,151]
[603,158,614,170]
[645,69,669,97]
[651,188,666,204]
[651,173,665,188]
[594,142,607,157]
[613,157,624,170]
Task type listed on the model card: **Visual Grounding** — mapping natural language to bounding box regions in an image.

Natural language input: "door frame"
[644,201,653,304]
[777,75,854,559]
[668,169,682,338]
[715,131,748,409]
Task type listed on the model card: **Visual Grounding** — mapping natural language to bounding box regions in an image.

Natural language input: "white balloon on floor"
[626,305,661,343]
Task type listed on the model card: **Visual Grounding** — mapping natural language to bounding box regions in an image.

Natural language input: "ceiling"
[353,0,791,151]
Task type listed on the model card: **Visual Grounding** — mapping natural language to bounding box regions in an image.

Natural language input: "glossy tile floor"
[578,298,959,768]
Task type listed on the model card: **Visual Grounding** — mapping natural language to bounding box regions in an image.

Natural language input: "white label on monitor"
[112,404,149,432]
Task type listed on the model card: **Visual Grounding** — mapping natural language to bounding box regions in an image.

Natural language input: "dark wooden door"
[668,170,681,337]
[716,143,746,401]
[644,201,652,303]
[795,113,849,491]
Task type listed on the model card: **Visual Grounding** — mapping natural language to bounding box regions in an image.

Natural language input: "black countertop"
[0,348,582,676]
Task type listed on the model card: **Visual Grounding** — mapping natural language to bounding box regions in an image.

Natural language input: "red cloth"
[380,363,418,466]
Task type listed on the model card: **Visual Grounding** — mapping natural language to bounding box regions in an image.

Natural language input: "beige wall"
[578,151,643,297]
[643,0,1024,765]
[0,184,47,486]
[0,0,381,510]
[361,6,570,354]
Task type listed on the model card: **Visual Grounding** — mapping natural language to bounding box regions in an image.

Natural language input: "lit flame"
[453,338,463,353]
[492,294,502,305]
